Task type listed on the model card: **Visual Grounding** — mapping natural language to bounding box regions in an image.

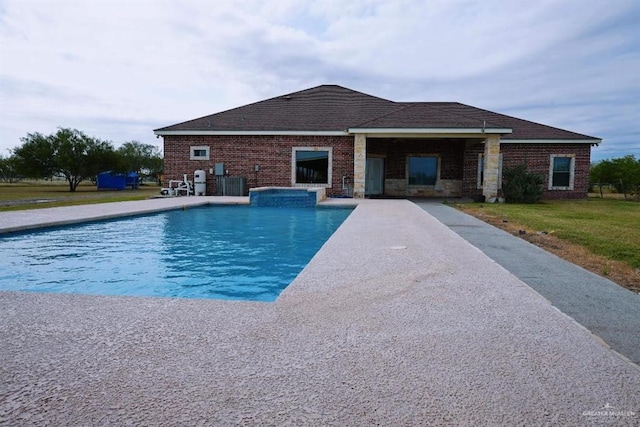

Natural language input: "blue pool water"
[0,206,352,301]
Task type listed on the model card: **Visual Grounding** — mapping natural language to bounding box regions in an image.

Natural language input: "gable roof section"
[349,102,510,133]
[426,102,600,142]
[155,85,600,143]
[155,85,400,133]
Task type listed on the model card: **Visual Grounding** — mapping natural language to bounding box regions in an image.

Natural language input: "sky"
[0,0,638,162]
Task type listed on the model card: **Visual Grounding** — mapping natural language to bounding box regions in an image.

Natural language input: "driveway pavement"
[1,199,639,425]
[415,201,640,365]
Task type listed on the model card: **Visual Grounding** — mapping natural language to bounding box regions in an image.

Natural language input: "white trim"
[155,130,349,136]
[156,128,516,137]
[356,132,500,139]
[291,146,333,188]
[349,128,512,135]
[501,139,600,144]
[548,154,575,190]
[189,145,210,160]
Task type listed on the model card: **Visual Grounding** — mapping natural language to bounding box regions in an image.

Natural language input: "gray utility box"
[216,177,247,196]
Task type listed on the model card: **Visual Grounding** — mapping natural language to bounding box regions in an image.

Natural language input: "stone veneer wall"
[163,135,354,197]
[462,143,592,199]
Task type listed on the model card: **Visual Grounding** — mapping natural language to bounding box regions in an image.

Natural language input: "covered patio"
[353,132,503,201]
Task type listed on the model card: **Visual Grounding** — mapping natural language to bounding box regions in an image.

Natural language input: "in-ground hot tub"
[249,187,326,207]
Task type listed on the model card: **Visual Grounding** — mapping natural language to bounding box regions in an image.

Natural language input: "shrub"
[502,165,543,203]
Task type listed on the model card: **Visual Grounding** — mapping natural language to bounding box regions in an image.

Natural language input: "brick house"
[155,85,600,200]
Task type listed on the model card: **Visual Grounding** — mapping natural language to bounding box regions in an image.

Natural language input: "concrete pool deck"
[1,198,639,425]
[416,201,640,366]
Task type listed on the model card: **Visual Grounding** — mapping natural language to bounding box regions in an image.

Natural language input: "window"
[408,156,438,186]
[292,147,332,187]
[477,153,503,189]
[190,146,210,160]
[549,154,575,190]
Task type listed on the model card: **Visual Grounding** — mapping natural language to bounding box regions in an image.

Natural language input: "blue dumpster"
[97,171,139,190]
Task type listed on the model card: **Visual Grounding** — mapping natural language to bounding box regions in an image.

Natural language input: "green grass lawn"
[0,181,161,212]
[455,198,640,270]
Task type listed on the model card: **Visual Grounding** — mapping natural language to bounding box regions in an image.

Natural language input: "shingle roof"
[352,103,507,130]
[155,85,600,141]
[155,85,400,132]
[424,102,599,140]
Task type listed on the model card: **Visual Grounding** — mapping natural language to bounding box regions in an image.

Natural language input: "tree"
[590,155,640,199]
[13,128,120,192]
[590,159,616,197]
[0,153,23,183]
[117,141,163,183]
[502,165,544,203]
[147,154,164,185]
[11,132,57,179]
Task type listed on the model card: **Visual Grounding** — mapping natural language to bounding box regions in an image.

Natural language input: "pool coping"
[0,196,360,234]
[1,198,639,425]
[0,196,243,234]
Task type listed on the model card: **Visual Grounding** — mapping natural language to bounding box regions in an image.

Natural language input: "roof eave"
[348,127,513,136]
[154,130,350,136]
[501,138,601,145]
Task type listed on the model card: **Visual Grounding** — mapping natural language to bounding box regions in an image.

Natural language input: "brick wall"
[163,135,354,196]
[462,142,484,197]
[165,135,591,199]
[462,142,592,199]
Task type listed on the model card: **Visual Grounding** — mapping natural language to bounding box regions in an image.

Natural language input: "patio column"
[353,134,366,198]
[482,134,501,202]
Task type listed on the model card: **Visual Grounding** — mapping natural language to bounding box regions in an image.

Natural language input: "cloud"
[0,0,638,162]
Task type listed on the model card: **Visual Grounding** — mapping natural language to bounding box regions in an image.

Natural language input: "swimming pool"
[0,206,353,301]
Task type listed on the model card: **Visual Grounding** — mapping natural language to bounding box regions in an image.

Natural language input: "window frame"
[291,147,333,188]
[190,145,210,161]
[407,155,440,187]
[548,154,575,190]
